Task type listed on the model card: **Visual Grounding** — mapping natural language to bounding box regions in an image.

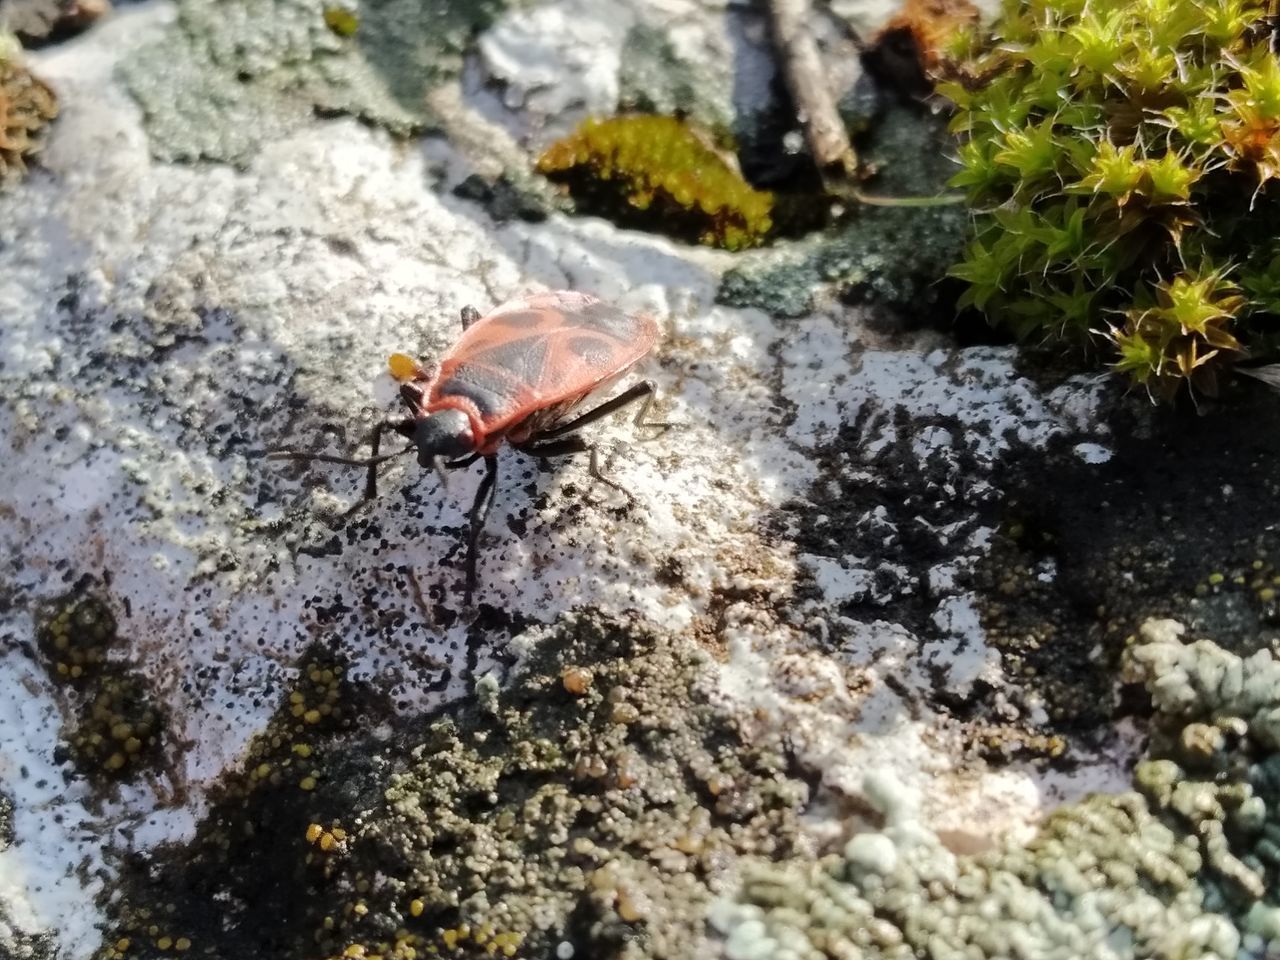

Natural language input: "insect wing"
[433,292,658,431]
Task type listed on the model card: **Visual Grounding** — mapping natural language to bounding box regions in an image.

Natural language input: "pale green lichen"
[120,0,505,166]
[617,23,730,137]
[716,619,1280,960]
[717,105,966,318]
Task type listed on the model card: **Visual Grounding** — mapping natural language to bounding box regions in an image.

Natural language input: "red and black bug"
[269,290,668,602]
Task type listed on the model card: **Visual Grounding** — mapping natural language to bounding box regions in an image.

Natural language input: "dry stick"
[766,0,965,207]
[767,0,858,183]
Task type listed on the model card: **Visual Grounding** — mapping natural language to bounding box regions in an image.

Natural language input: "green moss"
[537,115,775,251]
[120,0,506,166]
[944,0,1280,397]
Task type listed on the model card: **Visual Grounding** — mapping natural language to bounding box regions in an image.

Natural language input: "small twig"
[767,0,858,183]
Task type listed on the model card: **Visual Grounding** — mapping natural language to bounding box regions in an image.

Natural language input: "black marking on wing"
[444,336,558,415]
[573,300,643,339]
[488,310,546,329]
[439,362,513,418]
[472,336,550,386]
[568,334,614,370]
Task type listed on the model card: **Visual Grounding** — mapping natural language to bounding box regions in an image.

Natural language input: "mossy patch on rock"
[942,0,1280,397]
[537,115,775,251]
[312,611,808,959]
[119,0,506,166]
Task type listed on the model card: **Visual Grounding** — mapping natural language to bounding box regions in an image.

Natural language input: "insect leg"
[464,455,500,605]
[516,435,635,503]
[460,305,481,330]
[535,380,672,442]
[365,417,417,499]
[623,381,676,442]
[399,382,426,410]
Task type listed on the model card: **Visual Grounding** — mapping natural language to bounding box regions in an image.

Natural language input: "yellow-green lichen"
[38,592,115,682]
[222,655,350,798]
[65,671,165,779]
[37,590,169,783]
[96,647,384,959]
[537,115,774,251]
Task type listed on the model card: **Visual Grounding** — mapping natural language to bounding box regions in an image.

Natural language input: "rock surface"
[1,1,1279,958]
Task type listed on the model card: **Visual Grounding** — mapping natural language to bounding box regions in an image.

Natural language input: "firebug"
[269,290,669,602]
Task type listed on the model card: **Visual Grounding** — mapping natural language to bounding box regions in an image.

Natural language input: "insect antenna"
[431,455,451,493]
[262,447,415,468]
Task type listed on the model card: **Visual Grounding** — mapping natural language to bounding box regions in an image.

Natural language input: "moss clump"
[0,49,57,182]
[944,0,1280,397]
[537,115,775,251]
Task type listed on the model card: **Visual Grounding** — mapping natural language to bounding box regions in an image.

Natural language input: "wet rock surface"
[0,1,1278,959]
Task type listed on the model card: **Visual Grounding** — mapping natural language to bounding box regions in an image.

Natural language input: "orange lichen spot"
[561,666,593,696]
[878,0,980,69]
[0,57,58,182]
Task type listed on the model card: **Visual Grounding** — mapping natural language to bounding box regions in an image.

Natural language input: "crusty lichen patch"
[119,0,506,166]
[714,620,1280,960]
[99,612,809,959]
[309,610,809,959]
[97,646,393,960]
[971,391,1280,742]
